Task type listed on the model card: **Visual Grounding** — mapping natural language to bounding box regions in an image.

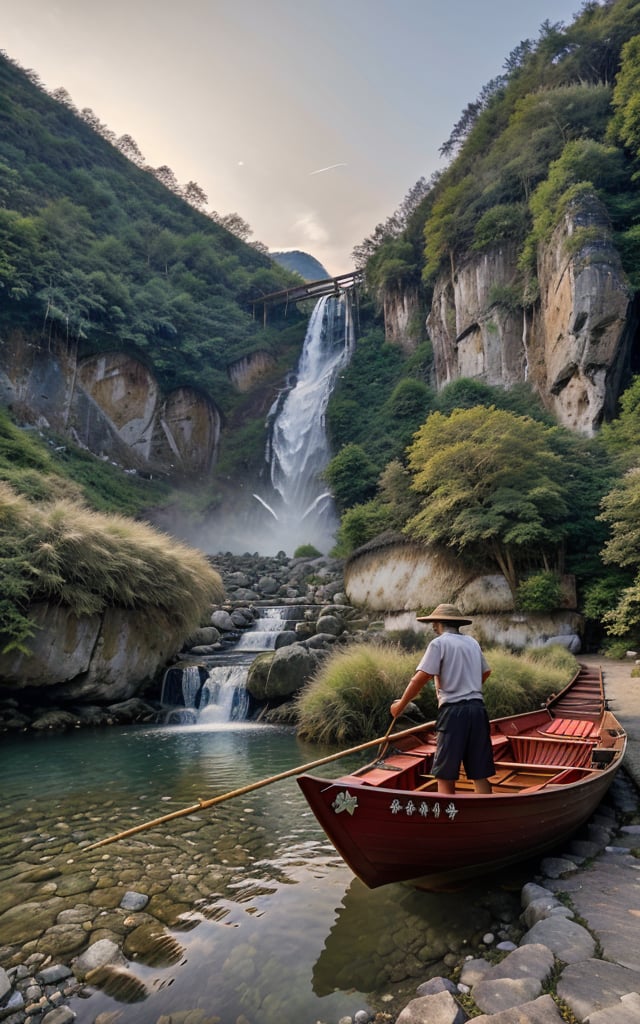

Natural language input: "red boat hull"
[297,665,626,887]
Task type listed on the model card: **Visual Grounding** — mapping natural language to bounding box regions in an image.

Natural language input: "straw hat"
[417,603,472,626]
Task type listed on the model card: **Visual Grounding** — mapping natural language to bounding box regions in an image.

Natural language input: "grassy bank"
[296,641,578,744]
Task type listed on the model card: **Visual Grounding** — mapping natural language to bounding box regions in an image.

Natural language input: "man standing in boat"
[390,603,494,796]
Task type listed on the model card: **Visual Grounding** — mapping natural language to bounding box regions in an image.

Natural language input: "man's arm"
[390,669,433,718]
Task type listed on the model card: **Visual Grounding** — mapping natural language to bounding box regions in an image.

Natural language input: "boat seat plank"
[542,718,598,739]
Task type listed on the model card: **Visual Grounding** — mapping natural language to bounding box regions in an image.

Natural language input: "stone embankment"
[386,769,640,1024]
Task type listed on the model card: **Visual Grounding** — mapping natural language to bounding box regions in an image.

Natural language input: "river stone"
[120,891,149,911]
[54,872,97,897]
[185,626,220,647]
[274,630,296,648]
[246,643,322,699]
[72,937,126,980]
[257,576,279,594]
[41,1007,76,1024]
[396,989,467,1023]
[36,923,88,956]
[210,610,235,630]
[31,710,81,731]
[315,614,342,636]
[0,898,65,943]
[37,965,73,984]
[0,966,10,1000]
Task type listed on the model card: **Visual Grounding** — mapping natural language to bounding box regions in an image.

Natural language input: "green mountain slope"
[0,52,302,413]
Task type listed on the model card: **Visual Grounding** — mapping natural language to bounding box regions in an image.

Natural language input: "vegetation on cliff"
[322,0,640,648]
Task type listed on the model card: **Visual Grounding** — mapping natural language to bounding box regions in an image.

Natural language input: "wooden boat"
[297,664,627,888]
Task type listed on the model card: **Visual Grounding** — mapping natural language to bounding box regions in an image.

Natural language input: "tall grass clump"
[0,481,224,653]
[296,640,578,745]
[296,643,438,744]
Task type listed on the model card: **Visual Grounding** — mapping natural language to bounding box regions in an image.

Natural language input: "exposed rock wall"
[382,286,423,354]
[0,332,221,475]
[228,350,276,392]
[0,603,187,702]
[415,195,634,434]
[534,194,633,433]
[344,538,581,650]
[427,241,526,390]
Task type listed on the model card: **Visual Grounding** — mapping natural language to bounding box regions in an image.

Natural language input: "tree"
[152,165,180,194]
[209,210,253,241]
[116,134,146,167]
[324,443,378,512]
[183,180,208,210]
[405,406,570,597]
[598,467,640,637]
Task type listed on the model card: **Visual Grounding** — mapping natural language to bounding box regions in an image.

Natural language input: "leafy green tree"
[608,32,640,160]
[598,466,640,637]
[600,375,640,469]
[405,406,570,597]
[324,443,378,512]
[332,500,393,558]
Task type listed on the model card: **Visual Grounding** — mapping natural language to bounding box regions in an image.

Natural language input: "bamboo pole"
[85,721,420,851]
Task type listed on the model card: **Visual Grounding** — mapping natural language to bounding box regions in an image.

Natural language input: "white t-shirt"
[417,629,490,707]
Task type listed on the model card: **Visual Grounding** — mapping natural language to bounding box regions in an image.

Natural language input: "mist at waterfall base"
[202,293,355,557]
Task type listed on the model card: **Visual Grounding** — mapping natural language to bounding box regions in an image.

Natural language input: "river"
[0,720,529,1024]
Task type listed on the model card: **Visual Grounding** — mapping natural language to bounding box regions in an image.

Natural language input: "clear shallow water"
[0,723,525,1024]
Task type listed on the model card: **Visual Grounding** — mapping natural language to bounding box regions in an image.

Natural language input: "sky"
[2,0,584,276]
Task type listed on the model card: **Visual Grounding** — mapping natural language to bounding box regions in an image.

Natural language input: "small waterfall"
[199,665,251,723]
[254,293,355,554]
[161,606,300,725]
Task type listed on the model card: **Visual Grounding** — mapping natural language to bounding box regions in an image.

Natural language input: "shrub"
[296,643,429,744]
[293,544,322,558]
[295,641,577,744]
[516,571,563,613]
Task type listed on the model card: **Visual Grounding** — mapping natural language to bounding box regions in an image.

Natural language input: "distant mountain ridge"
[270,250,330,281]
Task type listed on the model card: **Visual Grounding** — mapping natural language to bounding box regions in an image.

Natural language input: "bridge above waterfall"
[251,270,363,325]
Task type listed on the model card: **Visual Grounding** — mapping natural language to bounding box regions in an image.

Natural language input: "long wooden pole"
[85,721,419,851]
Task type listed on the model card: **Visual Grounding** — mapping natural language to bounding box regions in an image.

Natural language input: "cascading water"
[254,292,355,554]
[160,607,298,724]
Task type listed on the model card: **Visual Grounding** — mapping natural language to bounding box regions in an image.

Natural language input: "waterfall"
[255,293,355,554]
[160,606,301,725]
[199,665,251,723]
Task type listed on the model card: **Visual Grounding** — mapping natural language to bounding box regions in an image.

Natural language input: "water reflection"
[0,724,523,1024]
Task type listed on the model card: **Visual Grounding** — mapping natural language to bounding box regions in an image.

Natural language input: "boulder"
[0,604,187,702]
[246,644,323,700]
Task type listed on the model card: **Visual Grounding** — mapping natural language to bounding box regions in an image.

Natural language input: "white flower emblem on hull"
[332,790,358,815]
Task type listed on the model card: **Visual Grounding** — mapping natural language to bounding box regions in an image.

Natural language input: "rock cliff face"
[0,603,187,702]
[0,332,221,475]
[382,286,423,354]
[344,538,581,650]
[422,195,635,434]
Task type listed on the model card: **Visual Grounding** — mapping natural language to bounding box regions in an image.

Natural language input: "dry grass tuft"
[1,481,224,651]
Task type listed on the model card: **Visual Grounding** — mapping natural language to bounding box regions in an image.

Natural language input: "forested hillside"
[323,0,640,649]
[360,0,640,305]
[0,52,302,411]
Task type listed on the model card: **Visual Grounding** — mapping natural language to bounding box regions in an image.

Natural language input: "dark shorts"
[431,700,495,781]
